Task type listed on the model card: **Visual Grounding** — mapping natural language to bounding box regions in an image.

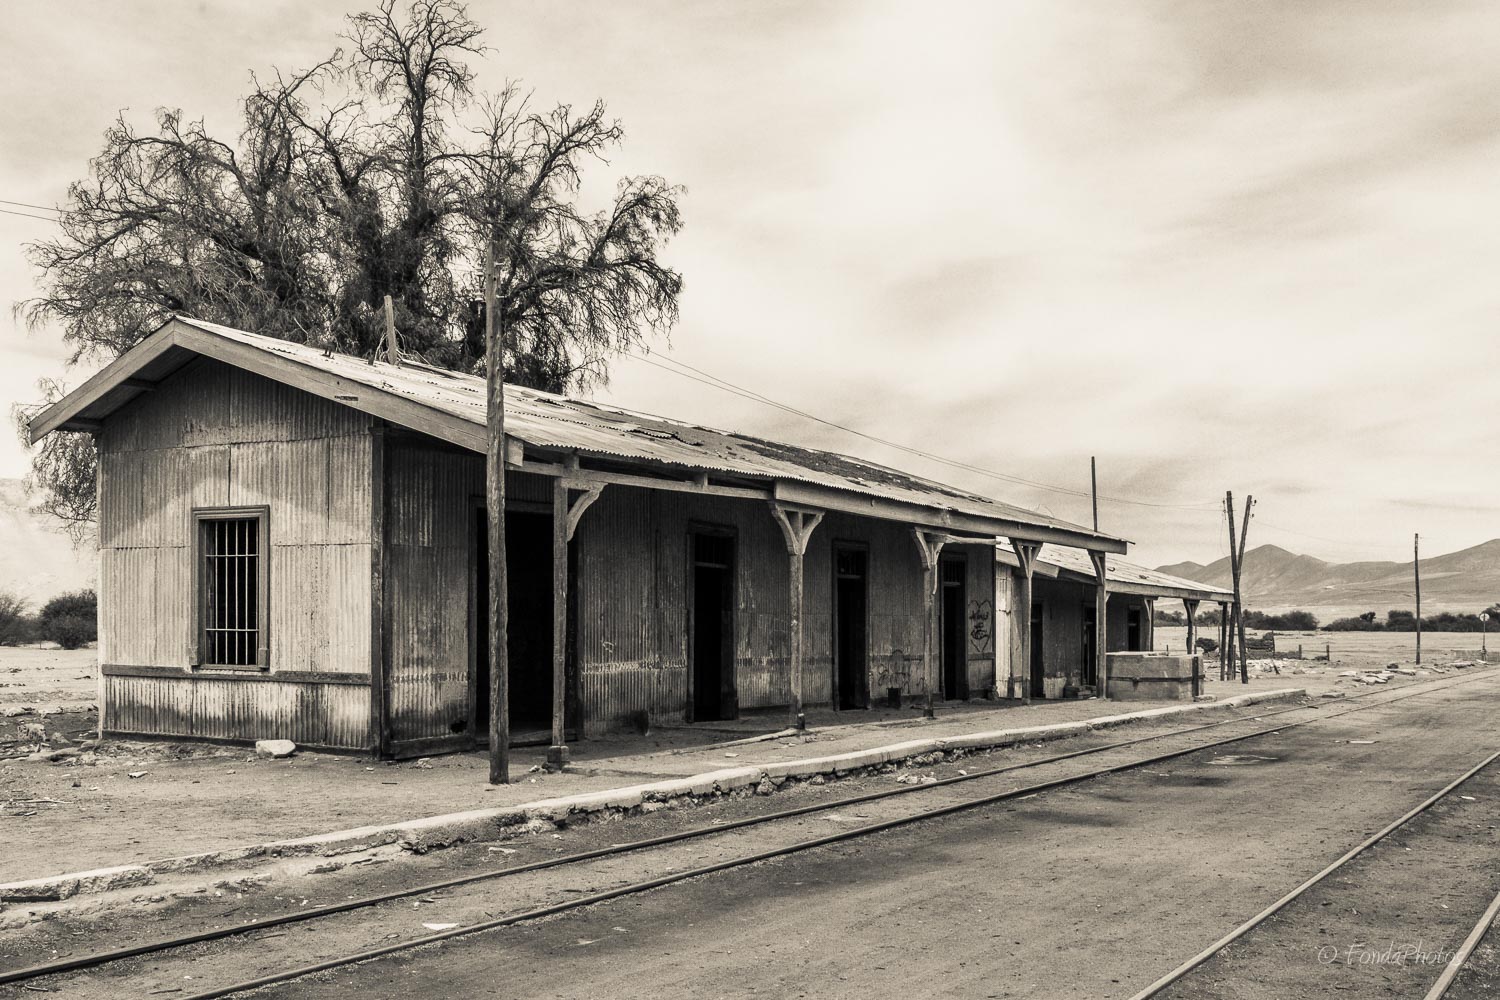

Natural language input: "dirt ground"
[0,646,97,711]
[2,633,1476,885]
[1156,625,1489,672]
[7,665,1489,999]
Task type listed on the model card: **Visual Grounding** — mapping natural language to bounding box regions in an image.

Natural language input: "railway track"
[1128,744,1500,999]
[1,669,1493,999]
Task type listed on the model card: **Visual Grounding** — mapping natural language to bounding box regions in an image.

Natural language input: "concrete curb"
[1,689,1305,903]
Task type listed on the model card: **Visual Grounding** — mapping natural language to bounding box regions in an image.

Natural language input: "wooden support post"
[1184,598,1201,698]
[547,477,570,771]
[485,241,510,785]
[383,295,399,365]
[771,504,824,730]
[1011,539,1042,704]
[542,479,606,769]
[911,529,948,718]
[1088,550,1109,700]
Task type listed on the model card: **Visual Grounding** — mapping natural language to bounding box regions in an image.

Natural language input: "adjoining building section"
[996,542,1232,701]
[28,316,1125,758]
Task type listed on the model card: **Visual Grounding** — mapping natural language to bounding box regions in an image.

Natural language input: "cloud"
[1,0,1496,568]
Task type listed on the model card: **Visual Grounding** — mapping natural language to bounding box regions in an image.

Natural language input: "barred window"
[195,508,269,668]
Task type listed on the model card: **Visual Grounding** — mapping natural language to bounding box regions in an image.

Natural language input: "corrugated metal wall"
[573,488,974,731]
[1032,577,1088,699]
[103,675,370,748]
[380,437,552,745]
[95,357,376,749]
[384,440,477,744]
[1021,576,1151,698]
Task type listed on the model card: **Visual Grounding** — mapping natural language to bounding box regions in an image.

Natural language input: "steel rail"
[0,670,1484,993]
[0,698,1324,987]
[162,673,1491,1000]
[1422,886,1500,999]
[1127,747,1500,1000]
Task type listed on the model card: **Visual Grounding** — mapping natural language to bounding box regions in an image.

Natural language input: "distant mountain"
[0,479,95,606]
[1157,540,1500,618]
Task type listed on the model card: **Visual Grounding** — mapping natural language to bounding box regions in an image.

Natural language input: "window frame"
[191,505,271,671]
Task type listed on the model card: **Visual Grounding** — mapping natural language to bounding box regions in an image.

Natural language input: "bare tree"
[16,0,683,532]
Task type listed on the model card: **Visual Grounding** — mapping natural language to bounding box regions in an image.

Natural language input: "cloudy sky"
[1,0,1496,568]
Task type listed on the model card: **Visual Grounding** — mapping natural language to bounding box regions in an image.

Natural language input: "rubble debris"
[254,739,297,759]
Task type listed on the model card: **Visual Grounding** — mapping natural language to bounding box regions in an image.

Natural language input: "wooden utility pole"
[1090,456,1099,533]
[1225,492,1239,679]
[1225,492,1254,684]
[1235,495,1253,683]
[1414,533,1422,665]
[1219,604,1230,681]
[485,241,511,785]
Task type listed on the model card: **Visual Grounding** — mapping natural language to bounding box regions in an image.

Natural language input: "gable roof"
[996,539,1230,602]
[29,316,1127,551]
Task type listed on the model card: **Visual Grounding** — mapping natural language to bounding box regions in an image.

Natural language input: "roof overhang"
[28,317,1127,551]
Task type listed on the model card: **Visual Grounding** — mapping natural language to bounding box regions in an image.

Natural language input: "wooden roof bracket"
[770,502,825,556]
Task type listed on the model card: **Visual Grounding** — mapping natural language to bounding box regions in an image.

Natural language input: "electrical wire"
[0,197,61,214]
[0,206,60,222]
[628,350,1223,513]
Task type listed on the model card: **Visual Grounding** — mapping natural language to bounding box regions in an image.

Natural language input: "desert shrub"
[37,589,97,649]
[1325,613,1383,632]
[1243,609,1320,631]
[0,591,34,645]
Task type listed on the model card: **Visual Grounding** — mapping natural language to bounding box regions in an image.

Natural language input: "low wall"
[1106,652,1200,702]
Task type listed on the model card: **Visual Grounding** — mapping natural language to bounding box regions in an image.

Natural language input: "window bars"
[198,510,267,667]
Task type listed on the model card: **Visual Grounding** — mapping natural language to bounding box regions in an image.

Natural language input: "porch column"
[547,479,604,771]
[1088,550,1108,700]
[1011,539,1042,704]
[1184,598,1201,698]
[911,530,947,719]
[771,503,824,730]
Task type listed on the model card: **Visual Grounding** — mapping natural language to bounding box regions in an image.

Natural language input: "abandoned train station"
[995,542,1232,701]
[25,316,1206,759]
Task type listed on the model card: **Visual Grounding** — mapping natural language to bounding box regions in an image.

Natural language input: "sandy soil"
[0,684,1325,882]
[0,646,97,709]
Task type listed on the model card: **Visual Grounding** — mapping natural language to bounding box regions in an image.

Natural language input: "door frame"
[1029,601,1046,699]
[939,551,969,700]
[831,540,870,710]
[687,523,738,722]
[468,496,564,743]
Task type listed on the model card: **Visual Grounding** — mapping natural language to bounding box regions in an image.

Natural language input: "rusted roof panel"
[997,539,1231,600]
[177,319,1118,542]
[33,315,1126,546]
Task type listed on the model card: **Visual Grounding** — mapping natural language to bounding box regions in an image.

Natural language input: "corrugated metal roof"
[997,538,1231,600]
[68,317,1124,545]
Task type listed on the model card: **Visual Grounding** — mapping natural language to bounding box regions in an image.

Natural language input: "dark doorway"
[1127,608,1143,652]
[1029,603,1045,698]
[833,546,868,710]
[940,555,967,700]
[1082,605,1098,686]
[474,508,553,736]
[690,531,736,722]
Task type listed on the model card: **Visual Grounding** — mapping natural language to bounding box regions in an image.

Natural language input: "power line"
[0,207,60,223]
[628,349,1223,513]
[0,198,61,214]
